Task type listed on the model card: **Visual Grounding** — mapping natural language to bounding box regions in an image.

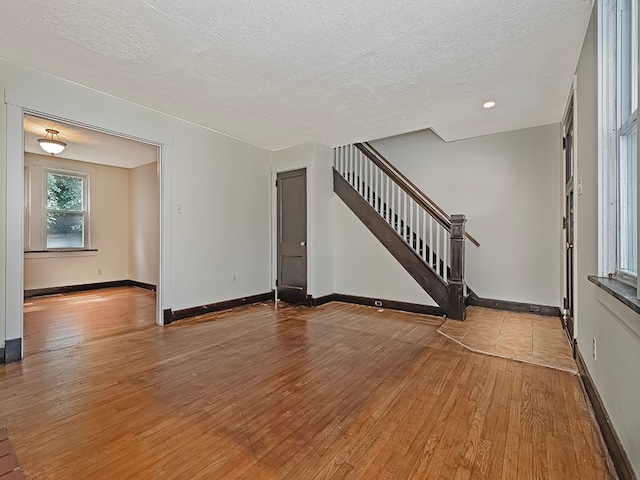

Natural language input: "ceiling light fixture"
[38,129,67,156]
[483,101,496,109]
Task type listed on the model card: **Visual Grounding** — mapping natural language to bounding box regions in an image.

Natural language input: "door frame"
[563,94,575,339]
[5,89,173,360]
[271,159,314,299]
[561,78,578,343]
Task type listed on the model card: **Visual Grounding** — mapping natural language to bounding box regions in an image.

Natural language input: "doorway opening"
[22,114,161,354]
[5,91,171,362]
[23,114,160,353]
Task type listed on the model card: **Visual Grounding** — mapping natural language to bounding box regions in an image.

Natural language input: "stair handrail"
[354,142,480,247]
[353,142,450,230]
[361,142,450,222]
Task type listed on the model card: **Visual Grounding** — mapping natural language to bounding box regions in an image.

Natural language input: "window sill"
[589,275,640,338]
[25,249,98,259]
[588,275,640,315]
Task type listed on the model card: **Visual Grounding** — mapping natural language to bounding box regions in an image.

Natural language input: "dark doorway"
[276,168,308,304]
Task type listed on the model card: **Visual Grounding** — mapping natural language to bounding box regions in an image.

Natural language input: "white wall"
[334,199,438,305]
[1,57,272,346]
[169,120,271,311]
[313,141,335,298]
[129,161,159,286]
[573,9,640,475]
[361,124,563,306]
[23,153,130,289]
[271,140,335,299]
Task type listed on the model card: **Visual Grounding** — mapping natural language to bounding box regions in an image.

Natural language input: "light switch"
[176,203,183,214]
[577,176,583,196]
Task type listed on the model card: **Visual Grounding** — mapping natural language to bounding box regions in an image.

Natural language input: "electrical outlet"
[592,337,597,360]
[97,268,102,275]
[232,274,237,283]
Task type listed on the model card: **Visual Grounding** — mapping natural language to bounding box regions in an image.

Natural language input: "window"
[617,0,638,277]
[600,0,639,283]
[618,123,637,273]
[24,157,93,252]
[45,171,88,249]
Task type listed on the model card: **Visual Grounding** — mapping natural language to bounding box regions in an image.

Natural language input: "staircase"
[333,142,479,320]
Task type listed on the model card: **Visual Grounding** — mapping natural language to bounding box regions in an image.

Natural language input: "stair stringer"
[333,169,449,313]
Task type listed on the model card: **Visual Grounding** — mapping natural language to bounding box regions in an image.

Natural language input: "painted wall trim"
[4,89,172,355]
[163,309,172,326]
[5,103,25,346]
[314,292,558,318]
[170,291,274,323]
[2,339,22,364]
[4,89,174,146]
[24,280,156,298]
[576,345,636,480]
[467,292,561,317]
[309,294,337,307]
[128,280,157,292]
[324,294,445,317]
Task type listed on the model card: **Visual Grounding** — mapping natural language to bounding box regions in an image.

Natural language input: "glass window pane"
[46,212,84,248]
[619,0,638,123]
[47,173,83,211]
[633,0,638,113]
[620,0,631,121]
[619,123,638,273]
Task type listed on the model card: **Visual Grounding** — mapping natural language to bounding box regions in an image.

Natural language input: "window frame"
[598,0,639,289]
[24,155,95,254]
[42,168,90,251]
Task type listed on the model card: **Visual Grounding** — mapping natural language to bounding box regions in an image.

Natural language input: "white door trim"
[563,77,579,339]
[4,89,173,358]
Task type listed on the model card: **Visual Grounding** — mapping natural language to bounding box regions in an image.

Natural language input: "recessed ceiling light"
[483,101,496,109]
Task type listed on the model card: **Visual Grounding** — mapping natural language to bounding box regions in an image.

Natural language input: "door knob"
[300,241,306,247]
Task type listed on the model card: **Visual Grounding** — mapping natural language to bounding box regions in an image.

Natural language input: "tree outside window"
[45,172,87,249]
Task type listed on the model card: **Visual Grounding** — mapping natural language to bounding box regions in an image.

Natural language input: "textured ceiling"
[25,115,158,168]
[2,1,592,150]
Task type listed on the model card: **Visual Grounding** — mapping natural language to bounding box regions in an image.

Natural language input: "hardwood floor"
[1,291,614,479]
[23,287,156,354]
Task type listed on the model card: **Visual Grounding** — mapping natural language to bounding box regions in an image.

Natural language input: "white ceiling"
[24,115,158,169]
[3,1,592,150]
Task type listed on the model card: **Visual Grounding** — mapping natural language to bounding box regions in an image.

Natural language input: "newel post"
[448,214,467,321]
